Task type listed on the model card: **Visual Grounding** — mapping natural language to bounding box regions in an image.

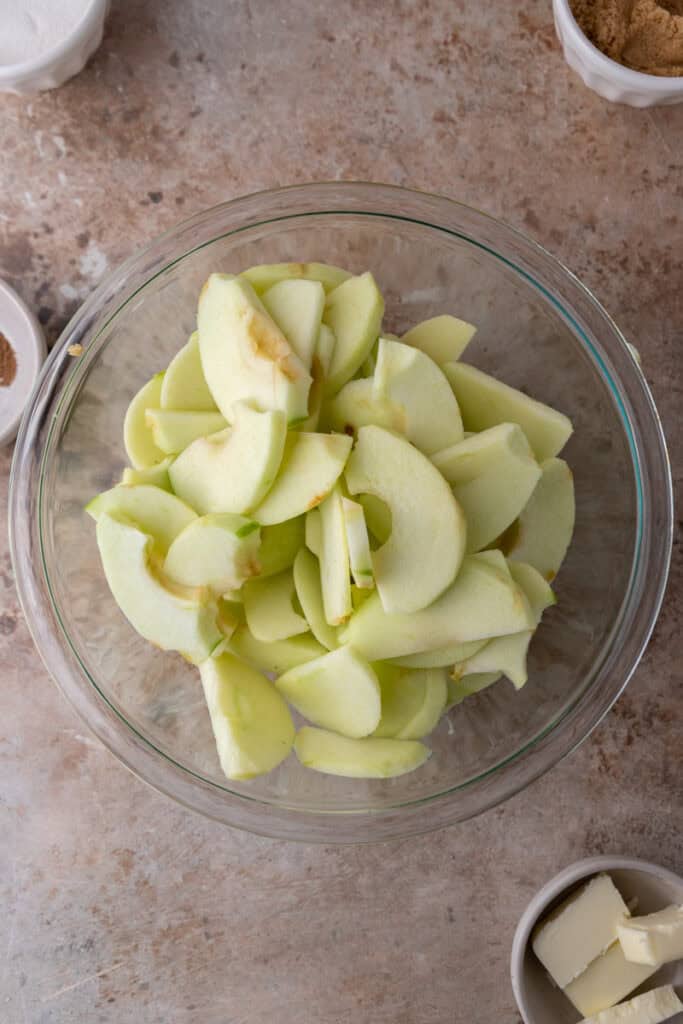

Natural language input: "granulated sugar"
[0,0,92,66]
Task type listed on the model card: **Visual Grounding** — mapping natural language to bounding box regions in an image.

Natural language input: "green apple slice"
[276,646,381,738]
[160,332,218,411]
[257,517,305,577]
[402,314,476,365]
[96,514,221,663]
[507,458,575,581]
[357,494,392,546]
[145,409,228,454]
[198,274,312,423]
[229,625,325,675]
[373,667,447,739]
[123,372,166,469]
[164,514,260,593]
[443,362,573,460]
[508,560,556,619]
[305,507,322,557]
[372,339,464,454]
[261,279,325,370]
[169,402,287,516]
[432,424,541,552]
[345,425,466,614]
[293,548,339,650]
[389,638,488,670]
[294,727,430,779]
[315,323,336,376]
[86,483,197,554]
[322,377,404,437]
[216,598,244,642]
[446,671,503,708]
[243,569,309,643]
[240,261,351,294]
[341,497,374,589]
[121,457,174,492]
[251,431,352,525]
[318,485,352,626]
[340,555,535,661]
[200,653,295,779]
[323,272,385,395]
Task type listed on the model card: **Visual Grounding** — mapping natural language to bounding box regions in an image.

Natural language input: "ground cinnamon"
[0,331,17,387]
[571,0,683,75]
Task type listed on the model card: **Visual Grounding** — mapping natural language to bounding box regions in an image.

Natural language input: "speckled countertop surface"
[0,2,681,1022]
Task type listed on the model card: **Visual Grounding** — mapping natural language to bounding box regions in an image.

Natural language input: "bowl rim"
[9,182,674,842]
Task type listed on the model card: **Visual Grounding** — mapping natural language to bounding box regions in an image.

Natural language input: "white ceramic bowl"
[511,856,683,1024]
[553,0,683,107]
[0,0,109,95]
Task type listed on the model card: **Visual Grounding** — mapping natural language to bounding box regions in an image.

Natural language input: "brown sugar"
[0,331,17,387]
[571,0,683,75]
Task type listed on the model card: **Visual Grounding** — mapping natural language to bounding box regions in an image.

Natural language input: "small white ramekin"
[0,0,109,95]
[553,0,683,107]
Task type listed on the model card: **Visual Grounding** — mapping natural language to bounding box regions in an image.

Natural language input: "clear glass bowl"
[9,183,673,842]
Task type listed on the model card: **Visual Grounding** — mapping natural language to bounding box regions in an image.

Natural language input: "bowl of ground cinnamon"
[0,279,46,447]
[553,0,683,106]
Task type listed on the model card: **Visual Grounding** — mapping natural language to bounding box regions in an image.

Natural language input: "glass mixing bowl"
[9,183,673,842]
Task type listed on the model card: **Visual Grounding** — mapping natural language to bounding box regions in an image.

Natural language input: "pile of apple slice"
[87,261,576,782]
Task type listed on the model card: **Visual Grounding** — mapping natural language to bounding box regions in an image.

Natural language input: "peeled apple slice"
[164,514,260,593]
[401,314,476,365]
[229,625,325,676]
[373,668,447,739]
[123,372,166,469]
[145,409,227,454]
[341,497,374,589]
[86,483,197,554]
[345,425,466,614]
[240,261,351,295]
[243,569,309,643]
[444,361,573,461]
[323,377,402,437]
[446,672,503,708]
[507,457,575,581]
[318,486,352,626]
[315,323,336,376]
[198,273,312,423]
[257,517,305,577]
[169,402,287,516]
[261,279,325,370]
[251,431,352,525]
[305,507,322,558]
[276,646,381,739]
[200,653,295,779]
[294,727,430,779]
[323,272,384,395]
[293,548,339,650]
[121,457,174,492]
[96,514,221,664]
[389,638,488,670]
[160,332,218,411]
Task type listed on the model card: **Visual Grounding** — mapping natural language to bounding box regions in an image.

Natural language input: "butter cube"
[533,874,631,987]
[564,941,658,1017]
[580,985,683,1024]
[617,905,683,967]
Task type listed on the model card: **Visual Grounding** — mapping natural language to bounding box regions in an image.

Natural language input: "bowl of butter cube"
[9,183,673,841]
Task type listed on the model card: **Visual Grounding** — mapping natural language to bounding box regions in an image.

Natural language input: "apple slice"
[121,457,174,492]
[507,457,575,581]
[145,409,228,454]
[200,653,295,779]
[340,555,535,661]
[443,362,573,460]
[373,667,447,739]
[357,494,392,546]
[323,272,385,395]
[160,332,218,411]
[243,569,309,643]
[86,483,197,554]
[198,274,312,423]
[315,323,336,376]
[262,279,325,370]
[341,497,374,589]
[276,646,381,738]
[431,424,541,552]
[216,597,244,642]
[251,431,352,525]
[294,727,430,779]
[96,514,221,663]
[293,548,339,650]
[305,507,322,557]
[402,314,476,365]
[446,671,502,708]
[345,425,466,614]
[123,372,166,469]
[322,377,404,437]
[164,514,260,593]
[372,339,464,454]
[318,485,352,626]
[389,638,488,670]
[229,625,325,675]
[169,402,287,516]
[257,517,305,577]
[240,261,351,294]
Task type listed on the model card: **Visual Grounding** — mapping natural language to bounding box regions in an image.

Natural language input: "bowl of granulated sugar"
[0,0,109,95]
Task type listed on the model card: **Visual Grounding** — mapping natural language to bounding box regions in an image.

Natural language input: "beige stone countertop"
[1,2,681,1021]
